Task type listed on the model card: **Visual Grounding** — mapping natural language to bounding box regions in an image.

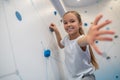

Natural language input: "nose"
[66,22,71,27]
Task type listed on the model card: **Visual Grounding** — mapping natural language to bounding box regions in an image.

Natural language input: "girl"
[49,11,114,80]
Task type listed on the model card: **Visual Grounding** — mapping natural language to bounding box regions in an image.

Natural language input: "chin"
[68,32,74,35]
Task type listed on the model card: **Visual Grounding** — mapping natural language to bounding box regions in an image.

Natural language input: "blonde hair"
[63,11,99,69]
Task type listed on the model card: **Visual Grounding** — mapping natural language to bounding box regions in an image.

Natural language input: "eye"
[63,21,67,25]
[70,20,75,23]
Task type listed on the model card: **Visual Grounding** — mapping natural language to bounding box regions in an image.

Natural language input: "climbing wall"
[65,0,120,80]
[1,0,120,80]
[0,0,68,80]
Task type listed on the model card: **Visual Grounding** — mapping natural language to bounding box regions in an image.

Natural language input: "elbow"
[59,44,64,49]
[59,46,64,49]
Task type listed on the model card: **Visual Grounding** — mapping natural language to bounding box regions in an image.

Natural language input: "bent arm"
[54,30,64,48]
[50,23,64,48]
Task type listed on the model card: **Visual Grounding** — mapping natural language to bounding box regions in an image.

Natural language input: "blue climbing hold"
[49,27,54,32]
[106,27,110,30]
[116,75,119,79]
[84,23,88,27]
[15,11,22,21]
[54,11,57,15]
[95,40,99,44]
[44,49,51,57]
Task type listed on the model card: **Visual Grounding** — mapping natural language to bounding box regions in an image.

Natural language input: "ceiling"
[61,0,101,8]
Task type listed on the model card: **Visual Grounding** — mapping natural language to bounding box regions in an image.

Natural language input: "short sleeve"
[60,39,64,46]
[76,35,84,41]
[76,35,88,47]
[60,35,68,46]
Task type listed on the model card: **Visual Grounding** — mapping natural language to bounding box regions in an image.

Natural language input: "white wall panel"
[0,0,67,80]
[1,0,119,80]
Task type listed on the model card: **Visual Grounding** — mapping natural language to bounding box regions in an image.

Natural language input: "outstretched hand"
[87,14,115,55]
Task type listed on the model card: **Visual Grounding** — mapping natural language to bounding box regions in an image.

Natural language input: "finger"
[97,20,112,30]
[49,24,55,30]
[49,27,54,32]
[50,23,54,26]
[95,36,113,41]
[91,43,102,55]
[96,30,115,35]
[93,14,103,25]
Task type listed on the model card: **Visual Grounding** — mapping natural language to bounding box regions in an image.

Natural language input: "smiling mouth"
[67,26,74,32]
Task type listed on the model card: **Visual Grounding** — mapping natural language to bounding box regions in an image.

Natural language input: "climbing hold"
[95,40,99,44]
[54,11,57,16]
[115,75,119,79]
[84,22,88,27]
[106,56,111,60]
[49,27,54,32]
[15,11,22,21]
[114,35,118,38]
[102,52,111,60]
[106,27,110,30]
[44,49,51,57]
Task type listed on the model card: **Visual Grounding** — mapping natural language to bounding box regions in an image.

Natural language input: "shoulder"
[63,35,69,41]
[76,35,85,41]
[60,35,69,46]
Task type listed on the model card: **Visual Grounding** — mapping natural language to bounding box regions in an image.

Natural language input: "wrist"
[54,29,59,33]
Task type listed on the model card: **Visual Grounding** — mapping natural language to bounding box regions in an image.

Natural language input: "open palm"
[87,14,115,55]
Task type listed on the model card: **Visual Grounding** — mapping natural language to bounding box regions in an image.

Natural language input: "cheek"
[75,24,80,29]
[64,25,67,29]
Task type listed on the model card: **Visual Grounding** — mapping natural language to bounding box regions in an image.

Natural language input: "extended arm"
[78,14,115,55]
[50,23,64,48]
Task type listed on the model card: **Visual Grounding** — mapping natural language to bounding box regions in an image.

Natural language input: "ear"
[79,22,82,26]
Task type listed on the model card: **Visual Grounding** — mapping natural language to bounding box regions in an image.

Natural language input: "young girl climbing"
[49,11,115,80]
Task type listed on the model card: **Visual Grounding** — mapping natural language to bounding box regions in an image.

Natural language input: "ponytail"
[89,46,99,69]
[79,28,99,70]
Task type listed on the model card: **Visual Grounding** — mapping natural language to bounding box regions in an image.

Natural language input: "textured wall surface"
[0,0,67,80]
[0,0,120,80]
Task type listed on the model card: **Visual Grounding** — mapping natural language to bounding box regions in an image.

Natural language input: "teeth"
[69,26,73,29]
[67,26,74,32]
[68,26,73,29]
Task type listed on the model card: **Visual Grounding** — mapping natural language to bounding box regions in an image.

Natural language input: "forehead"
[63,13,77,21]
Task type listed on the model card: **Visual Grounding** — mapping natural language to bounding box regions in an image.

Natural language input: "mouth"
[67,26,74,32]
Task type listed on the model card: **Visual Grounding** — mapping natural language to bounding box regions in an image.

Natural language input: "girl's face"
[63,13,82,36]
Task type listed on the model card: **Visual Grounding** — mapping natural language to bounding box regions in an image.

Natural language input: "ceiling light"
[77,0,81,2]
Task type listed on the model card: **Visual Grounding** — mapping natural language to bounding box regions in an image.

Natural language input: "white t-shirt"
[61,35,95,80]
